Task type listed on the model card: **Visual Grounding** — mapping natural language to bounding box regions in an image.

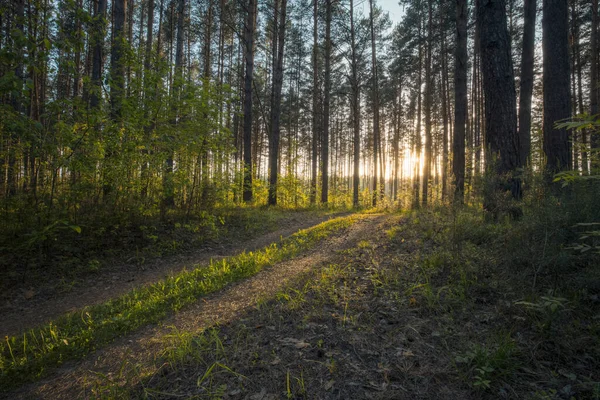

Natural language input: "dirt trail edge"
[13,214,388,400]
[1,212,339,338]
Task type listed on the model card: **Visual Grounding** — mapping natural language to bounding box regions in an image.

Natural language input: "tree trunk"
[477,0,521,199]
[543,0,571,175]
[422,0,433,206]
[310,0,319,205]
[453,0,467,203]
[268,0,287,206]
[518,0,535,167]
[350,0,360,208]
[110,0,126,121]
[90,0,107,109]
[242,0,257,202]
[321,0,332,204]
[590,0,598,165]
[369,0,381,207]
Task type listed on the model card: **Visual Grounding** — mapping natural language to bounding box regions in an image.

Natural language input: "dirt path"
[13,214,389,400]
[0,212,340,338]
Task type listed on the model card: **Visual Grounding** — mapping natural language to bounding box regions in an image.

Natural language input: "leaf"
[295,341,310,349]
[70,225,82,234]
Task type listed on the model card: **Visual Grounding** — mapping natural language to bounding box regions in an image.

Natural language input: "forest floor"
[3,208,600,399]
[0,210,340,337]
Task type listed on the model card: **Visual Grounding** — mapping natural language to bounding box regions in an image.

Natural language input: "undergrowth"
[0,213,361,391]
[101,185,600,399]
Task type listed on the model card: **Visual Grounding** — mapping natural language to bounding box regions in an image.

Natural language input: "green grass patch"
[0,214,361,391]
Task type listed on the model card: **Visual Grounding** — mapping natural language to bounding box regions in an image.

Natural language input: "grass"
[105,200,599,399]
[0,213,361,392]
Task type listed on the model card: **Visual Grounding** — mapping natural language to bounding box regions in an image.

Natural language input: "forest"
[0,0,599,397]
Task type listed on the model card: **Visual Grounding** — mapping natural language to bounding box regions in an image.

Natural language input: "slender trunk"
[90,0,107,109]
[590,0,598,168]
[268,0,287,205]
[110,0,126,121]
[310,0,319,204]
[242,0,257,202]
[321,0,332,204]
[518,0,536,167]
[453,0,467,203]
[422,0,433,206]
[369,0,380,206]
[350,0,360,208]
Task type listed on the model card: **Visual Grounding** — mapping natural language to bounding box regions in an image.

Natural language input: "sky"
[377,0,405,24]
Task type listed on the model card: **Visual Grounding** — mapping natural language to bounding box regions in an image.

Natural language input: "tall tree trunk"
[90,0,107,109]
[413,4,422,208]
[478,0,521,200]
[321,0,332,204]
[453,0,467,203]
[441,36,449,202]
[242,0,257,202]
[163,0,185,209]
[369,0,381,206]
[543,0,571,175]
[110,0,126,121]
[518,0,536,167]
[268,0,287,206]
[350,0,360,208]
[201,0,213,206]
[422,0,433,206]
[590,0,598,166]
[310,0,319,204]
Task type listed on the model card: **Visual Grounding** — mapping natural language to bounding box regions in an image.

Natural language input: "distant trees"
[0,0,598,238]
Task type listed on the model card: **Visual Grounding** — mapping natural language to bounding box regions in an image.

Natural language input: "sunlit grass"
[0,214,361,391]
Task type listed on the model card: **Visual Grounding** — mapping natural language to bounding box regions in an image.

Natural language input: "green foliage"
[455,333,519,391]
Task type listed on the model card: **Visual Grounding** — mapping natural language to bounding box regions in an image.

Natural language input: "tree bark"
[369,0,381,207]
[422,0,433,206]
[453,0,467,203]
[243,0,257,202]
[543,0,571,175]
[590,0,598,165]
[350,0,360,208]
[268,0,287,206]
[518,0,535,167]
[110,0,126,121]
[477,0,521,198]
[310,0,319,204]
[321,0,332,204]
[90,0,107,109]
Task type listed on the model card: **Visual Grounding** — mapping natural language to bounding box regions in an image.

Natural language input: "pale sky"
[377,0,405,24]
